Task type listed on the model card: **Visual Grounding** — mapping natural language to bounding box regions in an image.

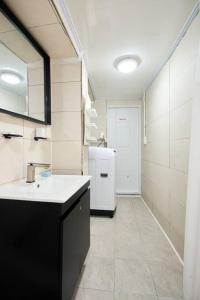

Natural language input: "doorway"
[107,107,141,195]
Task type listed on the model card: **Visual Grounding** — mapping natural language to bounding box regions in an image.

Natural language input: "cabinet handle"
[100,173,108,178]
[80,205,82,210]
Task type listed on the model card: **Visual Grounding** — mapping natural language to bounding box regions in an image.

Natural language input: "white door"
[107,107,140,194]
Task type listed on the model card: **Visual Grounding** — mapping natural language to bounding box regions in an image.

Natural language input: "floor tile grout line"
[76,286,113,293]
[78,197,183,299]
[146,258,160,298]
[77,286,161,299]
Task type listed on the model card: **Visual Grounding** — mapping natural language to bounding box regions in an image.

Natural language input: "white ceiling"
[63,0,197,100]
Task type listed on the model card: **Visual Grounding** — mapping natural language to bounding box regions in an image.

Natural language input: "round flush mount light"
[0,70,24,85]
[114,55,141,74]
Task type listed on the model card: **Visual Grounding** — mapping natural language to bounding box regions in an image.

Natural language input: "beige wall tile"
[169,199,185,259]
[170,139,190,173]
[0,58,51,186]
[169,169,188,208]
[141,176,154,210]
[0,113,23,135]
[143,141,170,167]
[141,160,148,177]
[142,14,200,259]
[51,82,81,112]
[149,179,170,222]
[5,0,59,27]
[142,161,170,192]
[23,120,51,140]
[30,24,76,58]
[52,141,82,170]
[51,60,83,173]
[147,114,169,143]
[170,101,192,140]
[170,62,195,110]
[146,62,170,124]
[0,137,23,184]
[169,198,186,240]
[51,62,81,83]
[23,139,51,164]
[52,112,81,141]
[153,206,170,237]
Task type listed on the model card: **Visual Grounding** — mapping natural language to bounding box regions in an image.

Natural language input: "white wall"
[142,13,200,258]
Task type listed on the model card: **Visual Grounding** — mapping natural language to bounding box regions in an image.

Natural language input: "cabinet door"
[78,188,90,269]
[62,189,90,300]
[62,202,80,300]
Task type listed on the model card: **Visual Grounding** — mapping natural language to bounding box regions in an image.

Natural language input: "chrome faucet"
[27,163,51,183]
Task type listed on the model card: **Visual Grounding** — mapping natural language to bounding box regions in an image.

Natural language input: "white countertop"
[0,175,91,203]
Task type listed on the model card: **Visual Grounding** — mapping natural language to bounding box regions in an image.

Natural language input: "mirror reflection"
[0,11,45,122]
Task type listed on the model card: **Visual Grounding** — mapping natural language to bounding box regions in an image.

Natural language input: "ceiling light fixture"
[114,55,141,74]
[0,70,23,85]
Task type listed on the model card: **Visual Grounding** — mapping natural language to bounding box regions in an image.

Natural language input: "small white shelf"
[86,108,98,118]
[86,122,97,129]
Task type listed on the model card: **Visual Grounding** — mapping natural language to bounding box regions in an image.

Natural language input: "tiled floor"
[73,197,183,300]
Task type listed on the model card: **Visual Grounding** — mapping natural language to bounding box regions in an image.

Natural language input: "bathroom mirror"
[0,1,51,124]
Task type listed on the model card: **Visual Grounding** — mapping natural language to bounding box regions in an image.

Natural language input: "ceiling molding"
[144,0,200,93]
[52,0,97,100]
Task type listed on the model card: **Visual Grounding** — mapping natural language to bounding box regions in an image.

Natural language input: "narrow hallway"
[74,197,183,300]
[1,1,200,299]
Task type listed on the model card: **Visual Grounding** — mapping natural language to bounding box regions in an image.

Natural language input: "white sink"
[0,175,91,203]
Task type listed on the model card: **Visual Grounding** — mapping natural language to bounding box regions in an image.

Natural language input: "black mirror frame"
[0,1,51,125]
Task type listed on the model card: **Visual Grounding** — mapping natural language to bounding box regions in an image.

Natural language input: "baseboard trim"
[116,194,141,197]
[141,197,184,266]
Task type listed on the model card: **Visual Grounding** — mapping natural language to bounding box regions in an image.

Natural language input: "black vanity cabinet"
[0,183,90,300]
[62,189,90,300]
